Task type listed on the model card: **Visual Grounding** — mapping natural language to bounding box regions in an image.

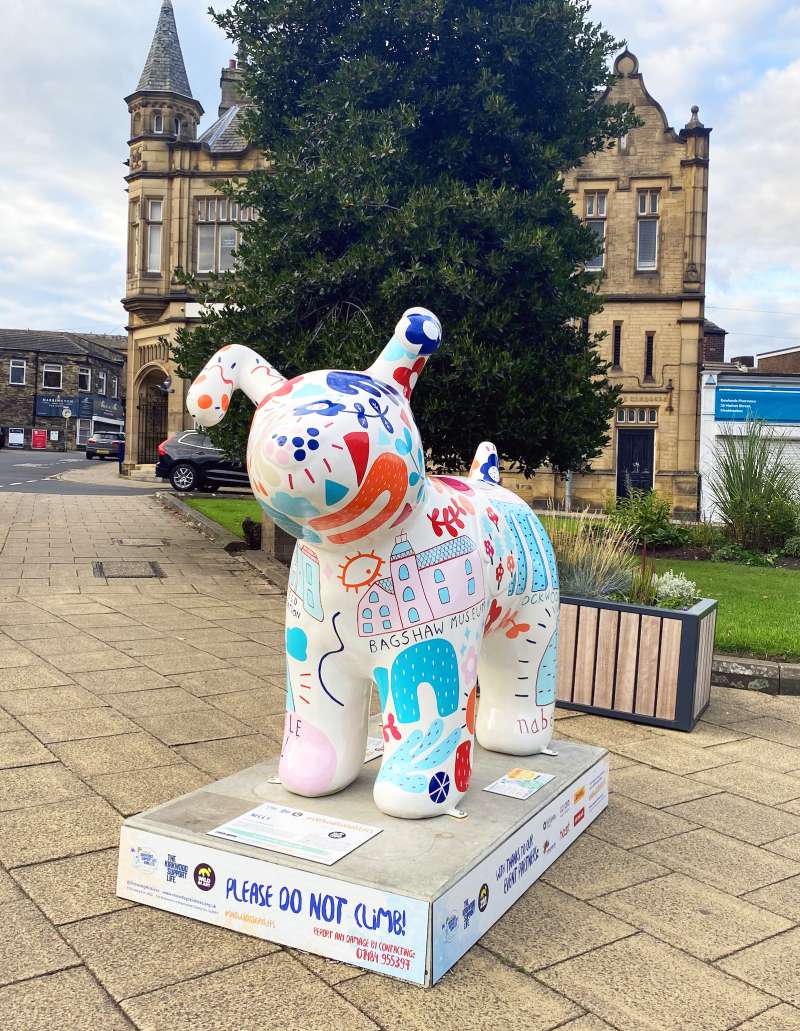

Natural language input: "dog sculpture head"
[187,307,442,546]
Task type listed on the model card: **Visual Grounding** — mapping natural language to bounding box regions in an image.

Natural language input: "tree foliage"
[173,0,634,474]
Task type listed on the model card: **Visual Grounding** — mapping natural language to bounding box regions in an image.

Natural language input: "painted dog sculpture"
[187,309,559,819]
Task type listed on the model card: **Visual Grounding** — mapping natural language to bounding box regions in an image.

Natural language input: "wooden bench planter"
[556,596,717,731]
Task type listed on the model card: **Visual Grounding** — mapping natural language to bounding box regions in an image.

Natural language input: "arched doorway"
[136,368,168,464]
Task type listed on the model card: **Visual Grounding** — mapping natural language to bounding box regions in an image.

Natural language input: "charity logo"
[463,897,476,929]
[442,912,459,941]
[131,846,157,873]
[193,863,216,891]
[542,814,555,831]
[559,799,570,816]
[543,839,555,855]
[328,831,346,839]
[560,822,570,840]
[574,807,585,827]
[165,854,189,884]
[478,883,489,913]
[573,786,586,805]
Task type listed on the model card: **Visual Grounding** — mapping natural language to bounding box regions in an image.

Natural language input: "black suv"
[155,430,251,492]
[85,431,125,460]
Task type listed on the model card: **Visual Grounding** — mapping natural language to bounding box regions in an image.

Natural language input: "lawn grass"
[654,558,800,661]
[185,497,262,539]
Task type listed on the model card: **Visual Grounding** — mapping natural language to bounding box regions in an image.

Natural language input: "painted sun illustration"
[337,551,384,591]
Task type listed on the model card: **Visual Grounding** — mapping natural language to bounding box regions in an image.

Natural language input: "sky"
[0,0,798,358]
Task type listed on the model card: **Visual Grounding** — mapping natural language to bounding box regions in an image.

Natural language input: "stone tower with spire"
[522,49,714,518]
[122,0,265,468]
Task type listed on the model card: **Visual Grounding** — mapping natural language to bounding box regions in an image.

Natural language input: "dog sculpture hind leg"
[187,309,559,819]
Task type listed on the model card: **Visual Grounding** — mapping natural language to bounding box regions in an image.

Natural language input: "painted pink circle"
[279,714,338,795]
[274,449,291,466]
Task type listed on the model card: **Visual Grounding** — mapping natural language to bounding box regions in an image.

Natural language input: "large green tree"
[173,0,634,475]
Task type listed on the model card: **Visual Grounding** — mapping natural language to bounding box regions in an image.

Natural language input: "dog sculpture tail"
[186,344,286,429]
[468,441,501,486]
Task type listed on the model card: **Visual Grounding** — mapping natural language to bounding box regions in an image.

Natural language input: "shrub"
[542,508,635,600]
[712,543,776,567]
[627,560,659,606]
[655,570,699,609]
[686,519,724,550]
[782,536,800,558]
[708,420,800,550]
[609,488,689,549]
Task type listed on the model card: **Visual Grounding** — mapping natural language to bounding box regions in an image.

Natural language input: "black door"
[137,398,168,464]
[616,428,655,497]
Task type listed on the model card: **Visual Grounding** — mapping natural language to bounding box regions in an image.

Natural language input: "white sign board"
[118,827,429,983]
[208,802,381,866]
[62,407,72,419]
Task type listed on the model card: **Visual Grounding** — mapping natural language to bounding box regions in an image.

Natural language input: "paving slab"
[634,828,800,895]
[744,718,800,748]
[537,933,776,1031]
[0,796,121,867]
[705,736,800,772]
[690,762,800,805]
[586,793,697,849]
[0,685,100,715]
[102,687,209,717]
[134,709,250,745]
[717,927,800,1006]
[743,874,800,922]
[737,1005,800,1031]
[651,721,749,748]
[19,707,138,743]
[0,899,79,986]
[481,882,634,970]
[175,733,278,777]
[13,848,134,925]
[0,664,73,690]
[207,685,286,725]
[122,952,377,1031]
[541,834,667,900]
[610,737,733,775]
[51,732,180,778]
[0,966,133,1031]
[592,872,792,961]
[339,945,579,1031]
[610,764,721,808]
[171,666,279,696]
[60,905,279,1001]
[0,728,55,768]
[665,792,800,845]
[0,763,91,811]
[86,762,211,817]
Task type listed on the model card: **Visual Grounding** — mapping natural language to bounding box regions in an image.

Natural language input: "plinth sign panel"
[117,308,608,984]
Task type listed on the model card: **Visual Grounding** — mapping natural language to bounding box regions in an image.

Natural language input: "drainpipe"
[564,470,573,512]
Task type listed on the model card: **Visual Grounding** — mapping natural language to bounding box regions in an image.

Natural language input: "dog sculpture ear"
[366,307,442,399]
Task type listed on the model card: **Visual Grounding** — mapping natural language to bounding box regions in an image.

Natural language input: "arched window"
[368,591,379,603]
[382,619,392,630]
[362,622,373,634]
[362,608,372,619]
[402,587,415,602]
[434,569,445,583]
[408,607,420,623]
[153,112,163,133]
[465,559,472,575]
[398,564,409,581]
[173,117,181,136]
[467,578,476,596]
[438,586,450,605]
[379,605,390,616]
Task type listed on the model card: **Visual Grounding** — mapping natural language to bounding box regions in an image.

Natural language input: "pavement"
[1,492,800,1029]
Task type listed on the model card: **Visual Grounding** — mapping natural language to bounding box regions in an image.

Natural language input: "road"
[0,449,156,495]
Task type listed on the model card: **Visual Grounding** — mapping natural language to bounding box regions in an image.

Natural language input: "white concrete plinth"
[117,738,608,986]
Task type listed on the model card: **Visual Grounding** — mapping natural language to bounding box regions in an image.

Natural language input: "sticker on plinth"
[117,827,428,984]
[208,802,382,866]
[484,769,555,800]
[432,757,609,983]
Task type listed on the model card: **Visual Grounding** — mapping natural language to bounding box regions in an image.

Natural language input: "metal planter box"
[556,596,717,731]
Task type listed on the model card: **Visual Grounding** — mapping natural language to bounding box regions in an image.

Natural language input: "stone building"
[123,0,265,466]
[520,51,712,517]
[0,330,126,450]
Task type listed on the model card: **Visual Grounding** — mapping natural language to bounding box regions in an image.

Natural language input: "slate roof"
[0,330,127,364]
[136,0,194,99]
[198,104,250,154]
[417,536,476,569]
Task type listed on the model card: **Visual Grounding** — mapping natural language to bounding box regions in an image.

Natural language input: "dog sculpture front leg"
[280,545,372,797]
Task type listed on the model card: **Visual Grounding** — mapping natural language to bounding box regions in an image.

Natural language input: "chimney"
[219,57,244,116]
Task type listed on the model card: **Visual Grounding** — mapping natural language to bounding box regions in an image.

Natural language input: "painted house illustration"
[358,533,484,636]
[288,545,323,621]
